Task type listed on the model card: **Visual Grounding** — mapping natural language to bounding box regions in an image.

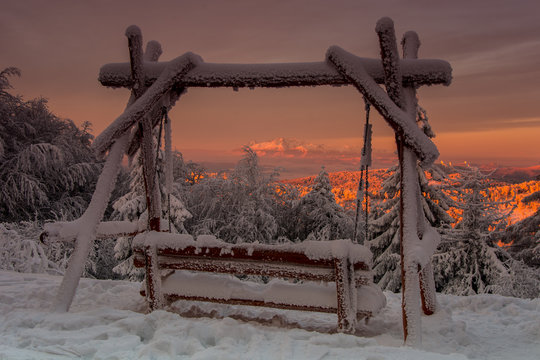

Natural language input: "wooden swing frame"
[50,18,452,343]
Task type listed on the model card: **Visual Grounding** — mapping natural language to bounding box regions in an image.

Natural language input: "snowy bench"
[132,232,386,334]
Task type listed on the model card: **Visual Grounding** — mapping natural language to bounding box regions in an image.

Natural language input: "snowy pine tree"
[432,165,515,295]
[369,163,457,292]
[368,166,401,291]
[185,147,279,244]
[111,143,190,280]
[293,167,353,241]
[499,190,540,269]
[110,155,147,280]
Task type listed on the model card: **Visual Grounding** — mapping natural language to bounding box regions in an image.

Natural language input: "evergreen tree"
[293,167,353,241]
[184,147,280,244]
[111,143,191,280]
[0,68,101,222]
[368,166,401,291]
[432,165,516,295]
[499,191,540,269]
[369,163,457,292]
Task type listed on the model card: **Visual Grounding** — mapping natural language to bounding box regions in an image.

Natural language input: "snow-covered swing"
[45,17,451,344]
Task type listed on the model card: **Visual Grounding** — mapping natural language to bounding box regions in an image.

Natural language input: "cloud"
[247,138,323,158]
[244,137,397,178]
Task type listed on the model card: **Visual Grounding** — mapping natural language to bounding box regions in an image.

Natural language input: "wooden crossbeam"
[99,58,451,89]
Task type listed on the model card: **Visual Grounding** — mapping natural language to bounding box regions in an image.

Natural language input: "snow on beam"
[98,58,452,89]
[93,52,202,157]
[42,220,141,242]
[326,46,440,166]
[53,131,131,312]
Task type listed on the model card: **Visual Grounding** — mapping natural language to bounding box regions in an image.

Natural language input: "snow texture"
[1,270,538,359]
[99,59,452,89]
[132,232,373,265]
[93,52,202,157]
[406,225,441,268]
[326,45,440,166]
[376,17,404,107]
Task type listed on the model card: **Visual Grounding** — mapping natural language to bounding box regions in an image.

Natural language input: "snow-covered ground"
[0,270,538,359]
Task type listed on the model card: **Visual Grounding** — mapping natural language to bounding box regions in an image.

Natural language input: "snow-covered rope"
[353,98,372,245]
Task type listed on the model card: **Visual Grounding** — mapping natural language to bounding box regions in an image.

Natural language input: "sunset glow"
[2,0,539,177]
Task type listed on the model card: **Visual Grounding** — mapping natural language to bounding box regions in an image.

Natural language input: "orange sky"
[2,0,539,178]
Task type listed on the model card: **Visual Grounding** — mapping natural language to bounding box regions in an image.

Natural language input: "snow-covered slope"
[0,271,538,359]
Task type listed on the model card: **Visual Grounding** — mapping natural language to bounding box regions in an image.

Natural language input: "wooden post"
[126,26,164,309]
[144,243,163,310]
[402,31,437,316]
[127,26,161,232]
[334,258,356,334]
[376,17,426,344]
[52,27,161,313]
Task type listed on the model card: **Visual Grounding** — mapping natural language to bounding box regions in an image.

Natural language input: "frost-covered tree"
[111,146,191,280]
[368,166,401,291]
[369,163,456,292]
[0,67,100,222]
[0,221,59,274]
[292,167,353,241]
[185,147,280,244]
[0,220,111,279]
[432,165,517,296]
[498,191,540,269]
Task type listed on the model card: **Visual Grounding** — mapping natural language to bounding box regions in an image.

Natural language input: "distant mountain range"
[486,165,540,183]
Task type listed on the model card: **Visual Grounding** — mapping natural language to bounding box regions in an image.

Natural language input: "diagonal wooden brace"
[93,52,202,158]
[326,46,439,166]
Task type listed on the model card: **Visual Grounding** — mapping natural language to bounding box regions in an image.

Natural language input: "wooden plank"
[137,291,374,319]
[133,254,371,286]
[162,295,373,320]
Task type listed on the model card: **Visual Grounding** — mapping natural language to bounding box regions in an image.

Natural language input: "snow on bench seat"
[132,232,372,269]
[142,270,386,317]
[132,231,385,333]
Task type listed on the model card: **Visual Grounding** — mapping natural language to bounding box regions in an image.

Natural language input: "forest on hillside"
[1,67,539,299]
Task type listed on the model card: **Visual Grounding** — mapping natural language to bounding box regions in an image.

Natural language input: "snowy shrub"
[184,147,283,244]
[494,259,540,299]
[0,221,118,279]
[0,222,63,274]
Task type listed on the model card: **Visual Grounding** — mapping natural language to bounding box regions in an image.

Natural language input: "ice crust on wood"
[326,46,440,166]
[99,59,451,89]
[132,232,372,265]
